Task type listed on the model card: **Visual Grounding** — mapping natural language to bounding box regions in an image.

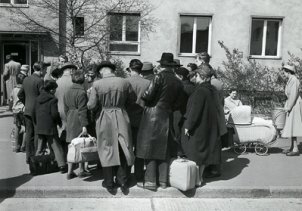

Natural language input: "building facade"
[1,0,302,103]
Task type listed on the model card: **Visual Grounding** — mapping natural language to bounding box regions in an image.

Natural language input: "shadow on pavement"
[0,173,32,203]
[205,148,250,183]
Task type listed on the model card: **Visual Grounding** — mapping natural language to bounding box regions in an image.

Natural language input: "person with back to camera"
[281,65,302,156]
[64,69,91,179]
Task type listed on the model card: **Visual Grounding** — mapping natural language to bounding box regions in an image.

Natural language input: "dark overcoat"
[181,82,220,166]
[136,69,185,160]
[18,73,44,117]
[87,73,136,167]
[64,83,89,143]
[34,90,62,136]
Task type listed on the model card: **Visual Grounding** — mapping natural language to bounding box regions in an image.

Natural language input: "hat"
[50,63,62,78]
[20,65,29,76]
[97,61,116,72]
[60,62,77,72]
[157,52,178,66]
[175,67,189,79]
[173,59,183,67]
[195,63,213,78]
[282,65,295,73]
[142,62,154,71]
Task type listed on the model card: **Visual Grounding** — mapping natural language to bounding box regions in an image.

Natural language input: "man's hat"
[97,61,116,72]
[282,65,296,73]
[173,59,183,67]
[157,52,178,66]
[60,62,77,72]
[142,62,154,71]
[129,59,143,70]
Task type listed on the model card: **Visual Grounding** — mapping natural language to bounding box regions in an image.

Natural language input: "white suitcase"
[169,158,200,191]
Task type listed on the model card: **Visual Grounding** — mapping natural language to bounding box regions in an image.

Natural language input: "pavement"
[0,108,302,200]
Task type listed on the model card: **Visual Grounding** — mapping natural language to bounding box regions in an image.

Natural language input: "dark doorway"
[3,43,28,65]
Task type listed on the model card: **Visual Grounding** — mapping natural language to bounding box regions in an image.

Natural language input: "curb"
[1,186,302,198]
[0,113,13,118]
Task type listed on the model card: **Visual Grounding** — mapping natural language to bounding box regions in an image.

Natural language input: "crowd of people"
[4,51,301,194]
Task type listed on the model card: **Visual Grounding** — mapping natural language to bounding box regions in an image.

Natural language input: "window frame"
[178,14,213,57]
[108,12,141,55]
[0,0,28,7]
[249,17,283,59]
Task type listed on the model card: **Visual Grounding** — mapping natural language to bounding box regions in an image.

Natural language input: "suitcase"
[169,158,199,191]
[29,154,59,176]
[67,134,99,163]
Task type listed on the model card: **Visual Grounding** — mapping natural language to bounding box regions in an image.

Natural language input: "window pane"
[265,21,279,56]
[110,15,123,41]
[0,0,10,3]
[74,17,84,36]
[195,17,210,53]
[180,16,194,53]
[126,15,139,41]
[109,44,138,52]
[14,0,27,4]
[250,19,264,55]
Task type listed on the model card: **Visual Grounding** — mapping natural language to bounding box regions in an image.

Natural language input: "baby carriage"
[228,106,278,155]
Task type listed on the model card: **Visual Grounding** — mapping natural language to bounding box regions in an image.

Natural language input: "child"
[34,80,67,173]
[10,71,27,152]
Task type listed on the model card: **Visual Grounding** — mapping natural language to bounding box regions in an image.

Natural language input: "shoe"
[78,171,92,178]
[120,184,129,195]
[20,146,26,152]
[143,181,157,191]
[282,148,293,154]
[159,182,167,189]
[286,151,300,156]
[59,165,68,174]
[102,181,117,195]
[137,181,144,188]
[67,172,77,180]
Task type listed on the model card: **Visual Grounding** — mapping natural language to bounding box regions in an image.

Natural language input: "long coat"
[87,73,136,167]
[282,75,302,138]
[3,60,21,98]
[136,69,185,160]
[55,71,73,135]
[64,83,89,143]
[181,82,220,166]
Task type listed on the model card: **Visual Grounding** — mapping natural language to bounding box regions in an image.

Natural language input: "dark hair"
[197,52,211,63]
[175,67,190,81]
[44,80,58,92]
[16,73,26,84]
[229,87,238,93]
[187,63,198,71]
[72,69,85,84]
[129,59,143,72]
[33,62,42,72]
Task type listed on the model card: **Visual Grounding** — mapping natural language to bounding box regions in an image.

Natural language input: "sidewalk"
[0,106,13,118]
[0,115,302,199]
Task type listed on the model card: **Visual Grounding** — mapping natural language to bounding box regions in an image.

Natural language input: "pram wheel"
[234,144,247,155]
[255,143,268,155]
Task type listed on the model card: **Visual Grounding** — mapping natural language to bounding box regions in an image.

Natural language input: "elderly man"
[125,59,150,183]
[87,61,136,194]
[136,52,185,190]
[141,62,155,81]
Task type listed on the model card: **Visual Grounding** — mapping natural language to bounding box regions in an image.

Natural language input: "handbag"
[67,134,99,163]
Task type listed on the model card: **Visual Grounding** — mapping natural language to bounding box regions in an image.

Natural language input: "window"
[109,13,140,54]
[0,0,28,5]
[73,17,85,37]
[250,18,282,58]
[179,15,212,55]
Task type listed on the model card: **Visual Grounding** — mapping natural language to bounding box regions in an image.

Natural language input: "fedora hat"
[173,59,183,67]
[157,52,178,66]
[60,62,77,72]
[97,61,116,72]
[142,62,154,71]
[282,65,295,73]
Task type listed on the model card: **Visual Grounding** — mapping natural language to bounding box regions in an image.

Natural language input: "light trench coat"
[282,74,302,138]
[87,73,136,167]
